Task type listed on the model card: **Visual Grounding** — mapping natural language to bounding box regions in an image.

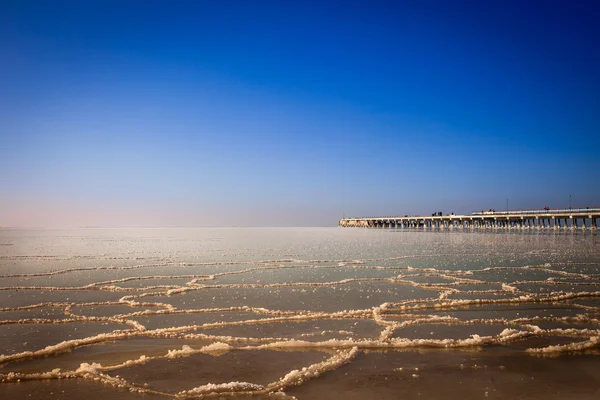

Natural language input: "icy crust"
[178,381,265,396]
[0,363,169,397]
[251,329,534,351]
[266,347,359,391]
[526,336,600,354]
[166,342,232,358]
[2,348,358,398]
[1,258,600,397]
[199,342,232,356]
[1,347,357,398]
[0,331,144,365]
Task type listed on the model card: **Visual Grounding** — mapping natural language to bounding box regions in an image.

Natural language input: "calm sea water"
[1,228,599,399]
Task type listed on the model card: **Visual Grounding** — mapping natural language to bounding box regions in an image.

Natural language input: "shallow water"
[1,227,599,399]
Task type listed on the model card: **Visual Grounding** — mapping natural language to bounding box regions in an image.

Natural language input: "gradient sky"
[1,0,599,227]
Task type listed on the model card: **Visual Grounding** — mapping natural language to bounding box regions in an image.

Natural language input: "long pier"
[339,208,600,230]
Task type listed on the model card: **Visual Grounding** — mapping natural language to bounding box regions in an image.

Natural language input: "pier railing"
[339,207,600,230]
[348,208,600,219]
[472,207,600,216]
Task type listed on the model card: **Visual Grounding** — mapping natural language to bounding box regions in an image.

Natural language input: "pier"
[339,208,600,230]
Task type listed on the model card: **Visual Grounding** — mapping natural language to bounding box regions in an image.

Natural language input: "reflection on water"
[0,228,599,399]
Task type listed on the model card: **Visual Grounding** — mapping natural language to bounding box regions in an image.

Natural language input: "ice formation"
[1,232,599,398]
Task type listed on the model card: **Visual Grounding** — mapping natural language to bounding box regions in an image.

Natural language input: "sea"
[0,227,599,399]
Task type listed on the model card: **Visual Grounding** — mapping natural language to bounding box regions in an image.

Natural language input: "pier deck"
[339,208,600,230]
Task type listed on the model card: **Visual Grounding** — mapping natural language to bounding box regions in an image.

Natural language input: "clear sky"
[1,0,599,227]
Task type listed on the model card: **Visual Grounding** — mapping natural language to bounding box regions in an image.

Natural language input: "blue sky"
[1,0,599,227]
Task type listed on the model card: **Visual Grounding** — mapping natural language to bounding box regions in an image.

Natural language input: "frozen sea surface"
[1,227,599,399]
